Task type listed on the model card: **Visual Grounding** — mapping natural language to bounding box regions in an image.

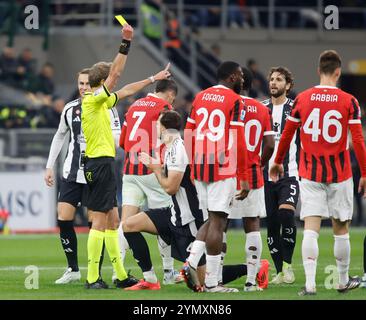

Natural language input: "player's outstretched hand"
[358,177,366,198]
[138,152,161,172]
[44,168,54,187]
[154,63,171,81]
[235,180,250,200]
[122,24,133,41]
[269,163,284,183]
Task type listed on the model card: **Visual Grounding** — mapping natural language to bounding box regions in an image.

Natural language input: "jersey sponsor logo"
[73,116,81,122]
[310,93,338,102]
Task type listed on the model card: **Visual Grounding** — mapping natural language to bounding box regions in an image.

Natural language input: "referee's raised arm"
[103,24,134,92]
[115,63,171,100]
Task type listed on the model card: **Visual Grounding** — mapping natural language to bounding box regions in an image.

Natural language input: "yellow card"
[115,15,127,26]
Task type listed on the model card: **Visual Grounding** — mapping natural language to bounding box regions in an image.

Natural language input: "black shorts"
[84,157,117,212]
[58,179,89,208]
[264,177,299,216]
[145,207,205,266]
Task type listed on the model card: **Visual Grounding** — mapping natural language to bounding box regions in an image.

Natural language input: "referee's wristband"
[119,39,131,55]
[148,75,155,83]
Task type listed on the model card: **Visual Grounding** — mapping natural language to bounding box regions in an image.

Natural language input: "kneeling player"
[122,110,207,290]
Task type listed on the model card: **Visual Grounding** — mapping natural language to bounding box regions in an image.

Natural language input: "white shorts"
[229,186,266,219]
[300,178,353,222]
[122,173,172,209]
[195,178,236,214]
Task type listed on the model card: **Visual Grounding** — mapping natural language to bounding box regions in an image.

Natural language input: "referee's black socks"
[58,220,78,272]
[279,208,297,265]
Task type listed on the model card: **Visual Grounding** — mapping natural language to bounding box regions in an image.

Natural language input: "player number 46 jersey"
[285,85,363,183]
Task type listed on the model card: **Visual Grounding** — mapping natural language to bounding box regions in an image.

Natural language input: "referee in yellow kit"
[82,27,172,289]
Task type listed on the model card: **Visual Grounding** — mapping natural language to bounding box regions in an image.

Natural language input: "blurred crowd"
[0,41,281,130]
[0,46,64,129]
[49,0,366,29]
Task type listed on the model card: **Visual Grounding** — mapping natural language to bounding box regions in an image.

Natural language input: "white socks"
[245,231,262,285]
[205,254,221,288]
[334,233,350,287]
[143,269,158,283]
[302,230,319,291]
[118,223,129,262]
[157,236,174,271]
[187,240,206,269]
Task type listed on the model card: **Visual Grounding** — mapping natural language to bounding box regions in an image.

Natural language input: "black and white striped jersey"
[46,98,121,184]
[163,136,207,228]
[262,97,300,181]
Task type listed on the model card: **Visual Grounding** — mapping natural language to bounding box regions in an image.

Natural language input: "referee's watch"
[149,75,155,83]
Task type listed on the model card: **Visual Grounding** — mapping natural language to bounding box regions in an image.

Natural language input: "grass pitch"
[0,228,365,300]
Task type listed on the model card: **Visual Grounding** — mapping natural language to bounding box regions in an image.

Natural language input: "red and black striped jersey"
[241,96,274,189]
[119,93,172,175]
[185,85,248,183]
[275,85,366,183]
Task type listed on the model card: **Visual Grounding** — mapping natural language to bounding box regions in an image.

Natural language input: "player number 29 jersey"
[185,85,247,183]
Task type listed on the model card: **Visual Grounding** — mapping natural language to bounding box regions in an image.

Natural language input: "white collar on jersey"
[315,85,338,89]
[240,95,250,99]
[212,84,230,90]
[147,93,159,98]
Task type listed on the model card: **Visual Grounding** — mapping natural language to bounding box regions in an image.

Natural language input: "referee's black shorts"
[58,179,89,208]
[145,207,205,266]
[83,156,117,212]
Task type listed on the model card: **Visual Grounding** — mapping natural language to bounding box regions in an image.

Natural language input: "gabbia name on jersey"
[275,85,366,183]
[185,85,248,183]
[119,93,171,175]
